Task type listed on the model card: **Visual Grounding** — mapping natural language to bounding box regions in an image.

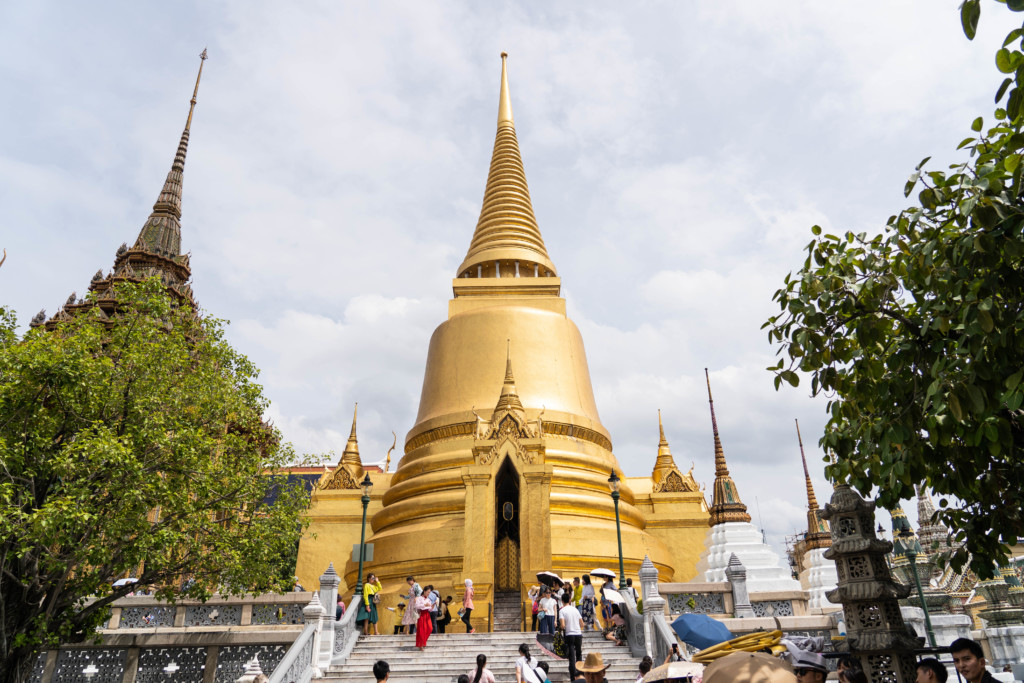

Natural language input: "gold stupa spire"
[494,340,525,414]
[341,403,362,469]
[653,409,676,471]
[706,369,751,525]
[796,419,830,549]
[456,52,556,279]
[651,409,696,493]
[133,49,208,257]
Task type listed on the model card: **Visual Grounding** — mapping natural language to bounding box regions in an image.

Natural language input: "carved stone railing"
[331,594,364,667]
[618,582,647,658]
[267,614,319,683]
[640,555,679,664]
[659,582,731,616]
[267,564,346,683]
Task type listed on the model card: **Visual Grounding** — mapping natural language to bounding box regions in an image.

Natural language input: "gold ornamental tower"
[361,53,677,611]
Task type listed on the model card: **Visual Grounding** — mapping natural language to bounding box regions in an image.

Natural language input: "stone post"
[821,485,919,683]
[317,563,340,669]
[303,593,326,679]
[639,555,669,662]
[726,554,755,618]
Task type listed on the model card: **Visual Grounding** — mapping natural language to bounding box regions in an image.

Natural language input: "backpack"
[532,600,540,616]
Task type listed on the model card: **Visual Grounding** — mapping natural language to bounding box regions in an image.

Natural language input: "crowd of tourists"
[369,647,619,683]
[351,573,476,640]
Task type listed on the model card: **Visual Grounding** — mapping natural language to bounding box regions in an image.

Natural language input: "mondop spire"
[134,48,207,257]
[796,419,830,550]
[705,369,751,525]
[456,53,556,279]
[36,51,206,329]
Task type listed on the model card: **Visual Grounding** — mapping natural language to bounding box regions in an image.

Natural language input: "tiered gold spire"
[652,410,697,493]
[796,419,830,550]
[134,48,207,258]
[706,369,751,525]
[456,53,556,279]
[341,403,362,469]
[493,340,525,414]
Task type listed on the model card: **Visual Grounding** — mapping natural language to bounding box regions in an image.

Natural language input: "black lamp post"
[905,546,937,647]
[608,470,625,588]
[355,473,373,596]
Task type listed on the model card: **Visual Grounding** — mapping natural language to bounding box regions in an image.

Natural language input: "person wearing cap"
[572,652,609,683]
[792,651,828,683]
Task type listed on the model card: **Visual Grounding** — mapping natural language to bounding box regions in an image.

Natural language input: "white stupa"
[694,370,802,593]
[793,420,838,611]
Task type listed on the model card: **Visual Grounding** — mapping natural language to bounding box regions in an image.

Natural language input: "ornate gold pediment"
[321,464,360,490]
[652,467,700,493]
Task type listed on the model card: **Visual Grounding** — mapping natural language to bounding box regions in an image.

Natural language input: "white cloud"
[5,0,1013,552]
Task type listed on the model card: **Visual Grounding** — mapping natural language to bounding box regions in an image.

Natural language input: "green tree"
[0,280,313,683]
[765,1,1024,580]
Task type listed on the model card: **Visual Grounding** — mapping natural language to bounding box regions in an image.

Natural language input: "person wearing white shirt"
[539,590,558,634]
[559,593,584,680]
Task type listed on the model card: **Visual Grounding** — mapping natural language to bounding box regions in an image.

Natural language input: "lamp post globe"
[355,473,373,595]
[608,470,625,588]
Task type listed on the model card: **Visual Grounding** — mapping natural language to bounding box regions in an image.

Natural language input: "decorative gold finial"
[456,50,555,279]
[796,418,830,548]
[185,48,208,132]
[494,339,524,414]
[498,52,513,125]
[658,409,667,447]
[341,402,362,469]
[385,431,396,473]
[796,419,817,510]
[705,368,751,525]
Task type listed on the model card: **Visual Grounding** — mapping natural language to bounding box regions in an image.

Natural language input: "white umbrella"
[537,570,562,586]
[112,578,138,587]
[602,588,625,604]
[590,568,616,580]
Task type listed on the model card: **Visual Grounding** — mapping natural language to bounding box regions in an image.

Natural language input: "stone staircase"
[492,591,523,632]
[326,630,640,682]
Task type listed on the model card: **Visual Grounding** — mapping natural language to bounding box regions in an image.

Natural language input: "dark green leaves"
[763,3,1024,579]
[962,0,981,39]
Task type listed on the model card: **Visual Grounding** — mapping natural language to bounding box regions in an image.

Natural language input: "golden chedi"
[296,54,710,630]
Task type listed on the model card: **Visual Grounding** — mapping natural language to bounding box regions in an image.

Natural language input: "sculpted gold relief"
[295,54,711,631]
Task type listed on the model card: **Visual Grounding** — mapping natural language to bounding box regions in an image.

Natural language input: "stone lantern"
[822,485,919,682]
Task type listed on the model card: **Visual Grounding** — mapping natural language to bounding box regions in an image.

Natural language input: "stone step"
[327,631,640,683]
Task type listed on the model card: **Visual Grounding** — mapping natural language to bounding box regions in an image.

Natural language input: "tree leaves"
[962,0,981,40]
[0,280,315,678]
[764,2,1024,579]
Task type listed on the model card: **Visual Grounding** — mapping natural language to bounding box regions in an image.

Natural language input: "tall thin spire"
[705,369,751,525]
[341,403,362,468]
[133,49,208,257]
[796,419,830,549]
[457,52,556,279]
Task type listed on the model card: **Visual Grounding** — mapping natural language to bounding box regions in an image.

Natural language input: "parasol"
[590,568,616,580]
[641,661,705,682]
[703,651,795,683]
[670,613,734,650]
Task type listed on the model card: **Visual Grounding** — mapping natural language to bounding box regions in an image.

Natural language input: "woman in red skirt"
[414,591,434,649]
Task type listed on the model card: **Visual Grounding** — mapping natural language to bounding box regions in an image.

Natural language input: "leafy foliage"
[765,2,1024,579]
[0,280,313,682]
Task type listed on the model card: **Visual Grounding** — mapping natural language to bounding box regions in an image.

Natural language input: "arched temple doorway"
[494,457,521,590]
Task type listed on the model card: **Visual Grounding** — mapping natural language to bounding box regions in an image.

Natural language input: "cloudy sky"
[1,1,1016,555]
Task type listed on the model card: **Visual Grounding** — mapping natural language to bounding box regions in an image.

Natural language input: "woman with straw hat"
[572,652,610,683]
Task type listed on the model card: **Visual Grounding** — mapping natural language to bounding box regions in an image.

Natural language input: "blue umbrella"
[670,613,733,650]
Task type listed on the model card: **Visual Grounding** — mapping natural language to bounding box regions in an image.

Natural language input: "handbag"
[457,607,465,618]
[552,627,567,657]
[372,592,381,604]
